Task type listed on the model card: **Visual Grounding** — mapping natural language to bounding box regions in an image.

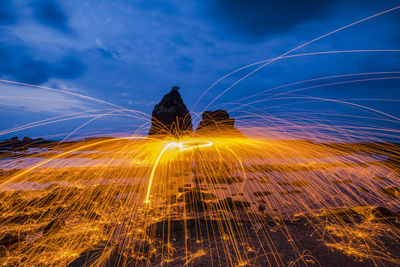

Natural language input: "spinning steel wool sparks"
[0,4,400,267]
[145,140,213,204]
[0,135,399,266]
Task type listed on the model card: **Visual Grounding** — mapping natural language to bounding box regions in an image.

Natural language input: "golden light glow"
[145,140,213,204]
[0,134,399,265]
[1,6,400,265]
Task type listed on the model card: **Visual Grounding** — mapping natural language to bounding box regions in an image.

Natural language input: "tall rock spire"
[148,87,193,136]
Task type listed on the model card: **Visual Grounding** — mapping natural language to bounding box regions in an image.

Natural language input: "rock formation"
[148,87,193,136]
[196,110,242,136]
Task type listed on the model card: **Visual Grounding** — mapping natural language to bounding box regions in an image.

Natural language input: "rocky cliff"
[196,110,242,136]
[148,87,193,136]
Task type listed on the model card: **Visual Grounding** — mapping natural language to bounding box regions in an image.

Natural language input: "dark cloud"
[0,1,84,84]
[0,1,17,25]
[208,0,400,40]
[0,43,86,84]
[209,0,334,40]
[53,57,87,79]
[31,0,71,33]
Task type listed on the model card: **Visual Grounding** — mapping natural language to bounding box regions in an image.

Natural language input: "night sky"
[0,0,399,141]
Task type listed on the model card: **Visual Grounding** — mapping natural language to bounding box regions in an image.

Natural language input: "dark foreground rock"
[0,232,26,247]
[43,218,65,235]
[141,209,400,266]
[146,217,252,241]
[0,136,51,151]
[67,243,126,267]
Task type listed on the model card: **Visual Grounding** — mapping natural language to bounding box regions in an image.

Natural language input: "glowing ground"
[0,136,399,266]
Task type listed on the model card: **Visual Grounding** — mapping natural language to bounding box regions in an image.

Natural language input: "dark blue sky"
[0,0,399,141]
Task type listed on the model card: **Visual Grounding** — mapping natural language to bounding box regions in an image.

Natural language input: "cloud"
[0,1,85,85]
[208,0,334,40]
[93,38,119,59]
[208,0,400,41]
[54,57,87,79]
[0,1,17,25]
[30,0,71,33]
[0,83,89,113]
[0,43,86,85]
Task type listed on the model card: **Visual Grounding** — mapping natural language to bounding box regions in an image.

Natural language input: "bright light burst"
[145,140,213,204]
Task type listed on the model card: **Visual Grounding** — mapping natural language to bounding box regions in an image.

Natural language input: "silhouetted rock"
[43,218,65,235]
[0,232,26,247]
[148,87,193,136]
[196,110,242,135]
[371,206,400,224]
[67,243,125,267]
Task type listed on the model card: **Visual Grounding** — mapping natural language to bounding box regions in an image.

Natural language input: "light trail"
[225,76,400,114]
[191,50,400,112]
[0,135,400,265]
[196,5,400,112]
[0,4,399,267]
[145,140,213,203]
[213,71,400,111]
[145,141,178,204]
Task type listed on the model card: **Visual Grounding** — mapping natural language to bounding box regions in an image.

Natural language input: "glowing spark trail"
[0,4,399,266]
[145,140,213,203]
